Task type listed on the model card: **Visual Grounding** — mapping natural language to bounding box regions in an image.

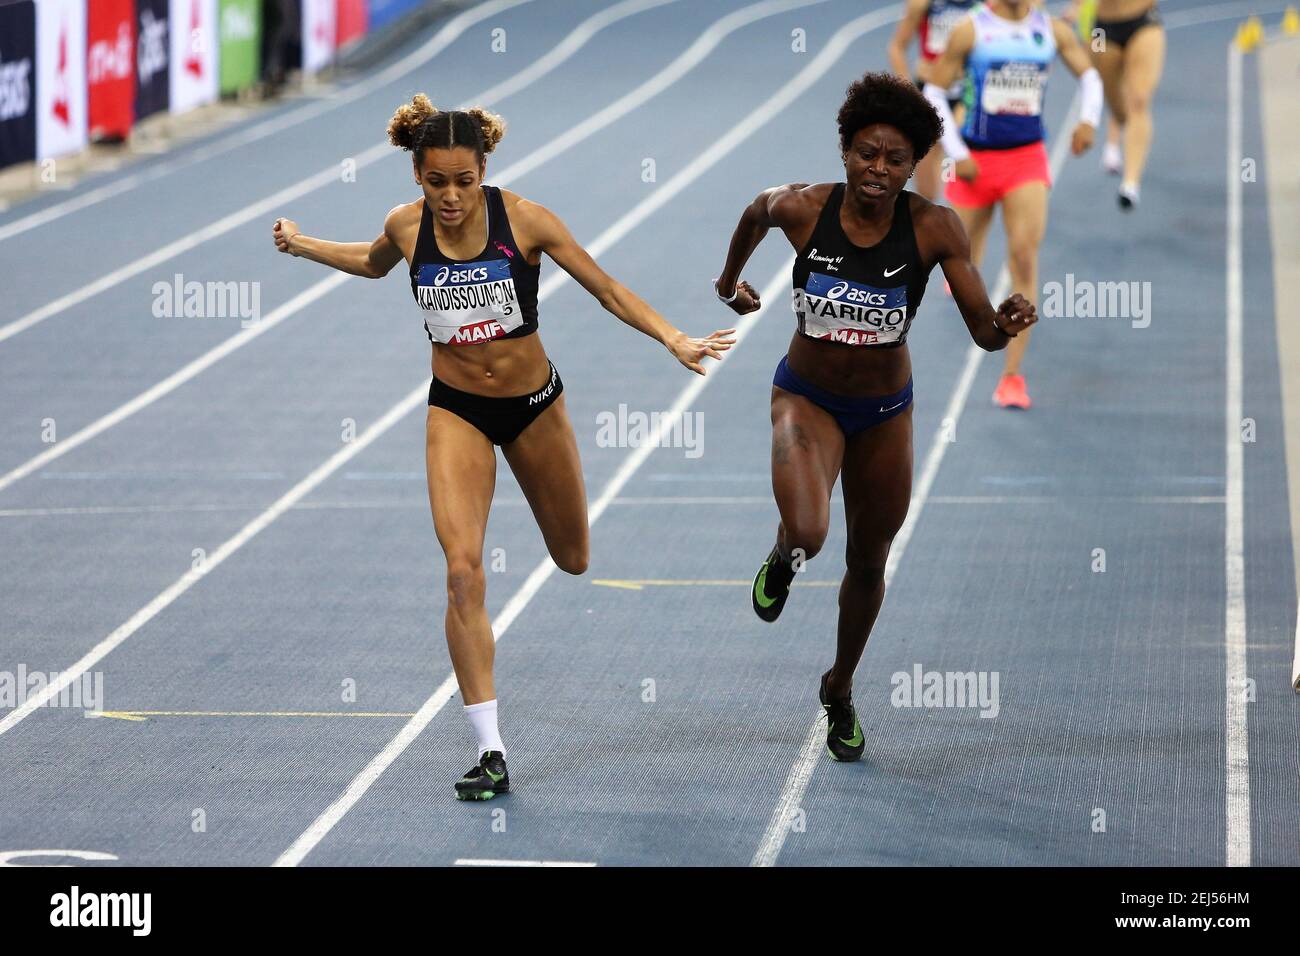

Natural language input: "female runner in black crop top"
[714,73,1034,763]
[272,96,734,800]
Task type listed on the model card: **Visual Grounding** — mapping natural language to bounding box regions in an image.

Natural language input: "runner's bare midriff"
[785,333,914,397]
[430,333,553,397]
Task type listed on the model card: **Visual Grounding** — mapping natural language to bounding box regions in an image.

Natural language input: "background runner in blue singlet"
[924,0,1104,409]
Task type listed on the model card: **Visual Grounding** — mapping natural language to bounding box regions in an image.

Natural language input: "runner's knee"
[1124,87,1153,116]
[552,541,589,576]
[446,555,486,609]
[783,519,828,562]
[1007,241,1038,281]
[844,542,886,589]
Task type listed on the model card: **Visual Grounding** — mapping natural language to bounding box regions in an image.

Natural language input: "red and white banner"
[302,0,337,73]
[168,0,217,113]
[35,0,88,161]
[87,0,136,141]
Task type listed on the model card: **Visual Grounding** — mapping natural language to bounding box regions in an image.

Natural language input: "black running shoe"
[454,751,510,801]
[819,671,865,762]
[752,546,794,623]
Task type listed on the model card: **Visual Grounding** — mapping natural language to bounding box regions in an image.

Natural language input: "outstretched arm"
[926,205,1036,350]
[272,206,407,279]
[523,200,735,375]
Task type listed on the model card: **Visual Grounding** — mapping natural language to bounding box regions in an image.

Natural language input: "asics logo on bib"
[417,258,523,345]
[432,264,490,286]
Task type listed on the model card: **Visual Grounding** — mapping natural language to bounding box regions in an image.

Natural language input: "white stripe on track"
[1223,42,1250,868]
[453,859,597,867]
[750,86,1084,870]
[0,0,691,494]
[0,0,533,244]
[0,274,347,494]
[272,256,794,868]
[0,0,814,346]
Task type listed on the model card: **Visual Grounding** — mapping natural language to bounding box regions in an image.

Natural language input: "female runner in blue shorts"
[714,74,1035,762]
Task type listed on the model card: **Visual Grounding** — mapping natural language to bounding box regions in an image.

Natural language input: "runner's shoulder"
[909,191,967,257]
[767,182,836,227]
[384,199,423,240]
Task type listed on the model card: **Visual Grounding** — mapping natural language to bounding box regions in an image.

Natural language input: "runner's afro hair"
[837,71,942,162]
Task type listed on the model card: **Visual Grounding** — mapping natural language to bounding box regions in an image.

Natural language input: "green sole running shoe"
[819,671,865,762]
[752,546,793,623]
[455,750,510,801]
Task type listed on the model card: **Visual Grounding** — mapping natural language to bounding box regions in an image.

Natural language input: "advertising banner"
[135,0,170,119]
[365,0,421,32]
[168,0,218,113]
[0,1,37,168]
[218,0,260,93]
[88,0,136,141]
[336,0,367,49]
[302,0,337,73]
[35,0,89,161]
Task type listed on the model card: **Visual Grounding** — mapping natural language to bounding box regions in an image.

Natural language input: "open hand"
[669,328,738,375]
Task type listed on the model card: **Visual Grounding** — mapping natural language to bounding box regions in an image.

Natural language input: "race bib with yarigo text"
[415,258,523,346]
[794,272,912,346]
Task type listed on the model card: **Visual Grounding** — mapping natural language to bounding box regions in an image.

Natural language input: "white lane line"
[275,7,901,868]
[0,275,347,494]
[1223,41,1250,868]
[0,494,1231,518]
[0,389,416,741]
[0,0,811,346]
[0,0,696,495]
[453,859,597,867]
[272,256,791,868]
[750,86,1084,870]
[0,0,533,244]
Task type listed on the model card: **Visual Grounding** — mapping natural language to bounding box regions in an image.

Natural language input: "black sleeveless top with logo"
[791,184,931,348]
[409,184,540,346]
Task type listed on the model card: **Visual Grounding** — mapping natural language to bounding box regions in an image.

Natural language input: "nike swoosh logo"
[839,721,864,748]
[883,264,906,277]
[754,565,778,608]
[878,399,907,413]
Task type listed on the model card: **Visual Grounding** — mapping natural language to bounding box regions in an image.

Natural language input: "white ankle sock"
[464,699,505,758]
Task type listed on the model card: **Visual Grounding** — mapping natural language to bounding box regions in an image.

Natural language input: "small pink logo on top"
[494,241,514,259]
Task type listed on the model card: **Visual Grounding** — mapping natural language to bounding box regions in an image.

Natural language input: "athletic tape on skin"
[1077,67,1104,127]
[922,82,970,163]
